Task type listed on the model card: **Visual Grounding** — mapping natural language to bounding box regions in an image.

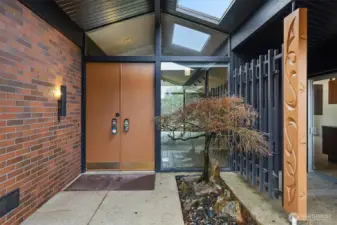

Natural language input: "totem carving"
[283,8,307,219]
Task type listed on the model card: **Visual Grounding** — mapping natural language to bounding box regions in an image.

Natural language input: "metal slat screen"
[228,47,283,199]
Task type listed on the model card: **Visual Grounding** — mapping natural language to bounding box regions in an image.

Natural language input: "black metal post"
[228,36,232,96]
[245,63,249,180]
[81,33,87,173]
[258,55,264,192]
[267,49,274,198]
[273,49,280,194]
[251,59,257,186]
[205,70,209,97]
[154,0,162,172]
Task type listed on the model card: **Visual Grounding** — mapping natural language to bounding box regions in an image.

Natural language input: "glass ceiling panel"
[177,0,233,24]
[172,24,210,52]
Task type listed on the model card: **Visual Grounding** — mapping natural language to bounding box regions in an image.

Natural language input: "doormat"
[65,174,155,191]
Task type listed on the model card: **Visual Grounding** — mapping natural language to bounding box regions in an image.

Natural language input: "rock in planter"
[181,175,200,183]
[218,200,243,224]
[179,181,189,194]
[194,182,219,196]
[183,198,198,211]
[214,195,228,213]
[223,189,231,199]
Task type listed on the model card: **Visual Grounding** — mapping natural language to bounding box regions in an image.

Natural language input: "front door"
[86,63,154,171]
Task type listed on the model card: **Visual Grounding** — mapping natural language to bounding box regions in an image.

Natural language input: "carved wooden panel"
[283,8,307,219]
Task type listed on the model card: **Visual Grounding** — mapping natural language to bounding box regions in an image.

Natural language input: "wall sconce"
[54,85,66,121]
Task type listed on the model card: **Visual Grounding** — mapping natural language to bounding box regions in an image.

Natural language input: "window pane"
[177,0,233,24]
[160,62,229,170]
[172,24,210,52]
[162,14,228,56]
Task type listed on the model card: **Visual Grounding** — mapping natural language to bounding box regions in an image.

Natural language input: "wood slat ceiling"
[54,0,154,31]
[297,0,337,49]
[54,0,264,34]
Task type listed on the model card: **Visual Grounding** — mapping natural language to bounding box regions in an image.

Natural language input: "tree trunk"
[201,134,212,182]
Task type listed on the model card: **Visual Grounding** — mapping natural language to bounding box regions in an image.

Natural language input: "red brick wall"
[0,1,82,224]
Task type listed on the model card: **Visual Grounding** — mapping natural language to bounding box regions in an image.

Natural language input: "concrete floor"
[307,173,337,225]
[22,173,184,225]
[21,171,337,225]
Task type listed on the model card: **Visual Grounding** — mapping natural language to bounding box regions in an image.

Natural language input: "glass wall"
[160,62,228,170]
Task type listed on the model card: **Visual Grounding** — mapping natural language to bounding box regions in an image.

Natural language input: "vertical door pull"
[112,119,117,135]
[124,119,129,132]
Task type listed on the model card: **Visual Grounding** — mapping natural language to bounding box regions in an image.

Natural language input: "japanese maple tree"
[158,96,269,182]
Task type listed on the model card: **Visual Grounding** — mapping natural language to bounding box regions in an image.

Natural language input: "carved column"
[283,8,307,219]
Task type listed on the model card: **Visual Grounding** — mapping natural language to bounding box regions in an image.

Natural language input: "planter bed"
[176,175,258,225]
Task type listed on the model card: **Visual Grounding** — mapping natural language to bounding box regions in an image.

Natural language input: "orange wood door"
[120,63,155,170]
[86,63,121,170]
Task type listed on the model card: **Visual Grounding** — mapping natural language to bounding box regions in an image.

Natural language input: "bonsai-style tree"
[158,96,269,182]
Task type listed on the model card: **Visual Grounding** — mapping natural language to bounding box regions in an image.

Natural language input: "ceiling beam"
[184,69,206,86]
[161,56,230,63]
[231,0,291,50]
[86,56,155,62]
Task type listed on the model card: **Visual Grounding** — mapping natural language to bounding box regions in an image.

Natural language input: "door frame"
[308,73,337,173]
[307,78,314,172]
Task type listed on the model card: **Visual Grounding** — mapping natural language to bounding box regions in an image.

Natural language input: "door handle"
[124,119,129,132]
[112,119,117,135]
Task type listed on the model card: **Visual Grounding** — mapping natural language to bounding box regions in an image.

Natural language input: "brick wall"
[0,1,82,224]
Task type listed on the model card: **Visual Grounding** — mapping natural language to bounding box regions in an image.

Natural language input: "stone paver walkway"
[22,173,184,225]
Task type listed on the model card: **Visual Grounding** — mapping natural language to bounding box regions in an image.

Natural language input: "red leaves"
[158,96,269,155]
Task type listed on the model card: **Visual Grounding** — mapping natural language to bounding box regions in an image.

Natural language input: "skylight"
[177,0,233,24]
[172,24,210,52]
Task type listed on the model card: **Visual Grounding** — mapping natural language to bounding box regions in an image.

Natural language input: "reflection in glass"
[160,62,229,169]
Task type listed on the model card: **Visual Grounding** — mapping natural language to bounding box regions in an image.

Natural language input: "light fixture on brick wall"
[54,85,66,121]
[54,88,61,100]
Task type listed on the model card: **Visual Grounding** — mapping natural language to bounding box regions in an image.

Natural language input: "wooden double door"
[86,63,154,171]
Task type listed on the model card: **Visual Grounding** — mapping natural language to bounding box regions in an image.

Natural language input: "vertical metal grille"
[229,47,283,199]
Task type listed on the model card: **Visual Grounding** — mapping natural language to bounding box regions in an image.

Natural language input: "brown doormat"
[65,174,156,191]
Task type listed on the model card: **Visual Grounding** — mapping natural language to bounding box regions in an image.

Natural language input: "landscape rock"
[194,182,218,196]
[181,175,200,183]
[219,200,243,224]
[214,195,228,213]
[179,181,189,194]
[224,189,231,199]
[183,199,198,211]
